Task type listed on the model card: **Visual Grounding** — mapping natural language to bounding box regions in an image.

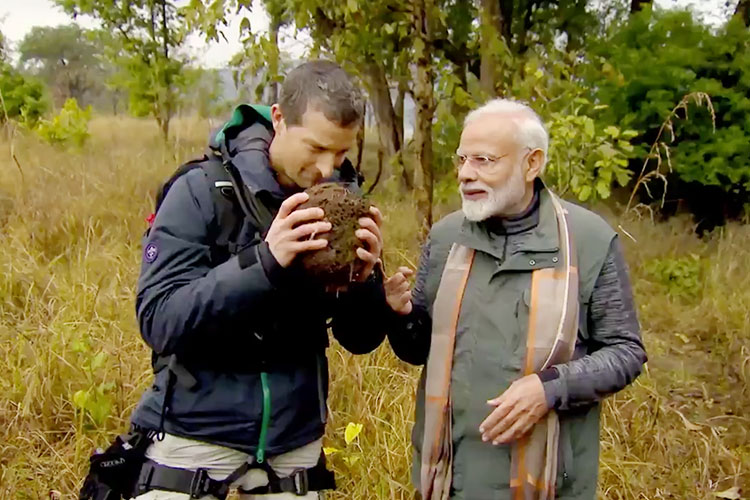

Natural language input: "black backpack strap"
[199,155,247,256]
[201,151,275,265]
[221,158,276,233]
[154,156,209,215]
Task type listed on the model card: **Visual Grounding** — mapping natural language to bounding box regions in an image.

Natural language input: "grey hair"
[464,98,549,173]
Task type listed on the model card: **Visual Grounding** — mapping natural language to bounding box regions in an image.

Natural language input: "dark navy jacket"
[131,122,387,455]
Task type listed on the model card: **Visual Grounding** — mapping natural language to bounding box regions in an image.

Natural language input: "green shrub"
[0,62,49,127]
[36,98,92,149]
[588,10,750,220]
[643,254,702,298]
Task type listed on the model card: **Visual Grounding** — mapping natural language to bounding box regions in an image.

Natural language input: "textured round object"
[297,182,371,290]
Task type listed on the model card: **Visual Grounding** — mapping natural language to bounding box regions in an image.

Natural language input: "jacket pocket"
[511,288,532,370]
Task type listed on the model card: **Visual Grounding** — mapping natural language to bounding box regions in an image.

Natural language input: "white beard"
[460,163,526,221]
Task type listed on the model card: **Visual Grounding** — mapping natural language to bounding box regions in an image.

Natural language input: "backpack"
[145,104,277,263]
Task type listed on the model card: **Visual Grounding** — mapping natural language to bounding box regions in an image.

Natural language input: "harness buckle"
[291,468,309,496]
[189,469,212,498]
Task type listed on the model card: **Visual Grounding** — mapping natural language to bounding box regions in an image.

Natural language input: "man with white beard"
[384,99,647,500]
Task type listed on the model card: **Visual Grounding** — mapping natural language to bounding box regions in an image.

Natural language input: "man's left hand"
[354,206,384,281]
[479,374,550,445]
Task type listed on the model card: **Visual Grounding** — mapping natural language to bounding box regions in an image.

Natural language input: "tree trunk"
[517,0,536,55]
[479,0,502,96]
[365,62,399,159]
[161,0,168,60]
[156,116,170,143]
[395,80,406,148]
[162,118,170,143]
[367,146,384,195]
[394,79,412,189]
[413,0,435,239]
[630,0,652,14]
[160,0,172,142]
[736,0,750,26]
[355,115,365,175]
[364,61,411,189]
[499,0,513,43]
[68,72,89,107]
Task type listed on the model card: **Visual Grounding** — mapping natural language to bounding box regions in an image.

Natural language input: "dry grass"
[0,117,747,499]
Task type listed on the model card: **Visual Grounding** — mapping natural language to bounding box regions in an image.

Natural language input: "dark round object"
[297,182,371,290]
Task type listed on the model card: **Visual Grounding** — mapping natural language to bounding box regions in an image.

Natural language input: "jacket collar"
[220,122,290,201]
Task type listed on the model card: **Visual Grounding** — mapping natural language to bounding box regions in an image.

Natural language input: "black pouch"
[79,429,154,500]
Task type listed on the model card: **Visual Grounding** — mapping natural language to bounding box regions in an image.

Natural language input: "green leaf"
[71,339,88,353]
[90,351,107,371]
[596,180,611,199]
[347,0,358,13]
[454,87,473,108]
[73,390,89,410]
[616,170,632,186]
[583,119,595,140]
[598,144,617,159]
[614,157,629,167]
[618,141,634,153]
[579,185,592,202]
[99,382,116,393]
[89,394,112,426]
[344,422,363,445]
[604,126,620,138]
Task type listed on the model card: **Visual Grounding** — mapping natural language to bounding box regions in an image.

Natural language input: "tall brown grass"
[0,117,747,499]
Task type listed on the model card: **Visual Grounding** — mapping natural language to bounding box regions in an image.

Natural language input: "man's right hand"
[265,192,331,268]
[385,266,414,315]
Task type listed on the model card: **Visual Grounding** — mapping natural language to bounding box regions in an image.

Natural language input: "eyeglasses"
[454,147,535,172]
[453,153,508,170]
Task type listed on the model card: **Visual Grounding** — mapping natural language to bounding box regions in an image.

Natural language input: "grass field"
[0,117,748,499]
